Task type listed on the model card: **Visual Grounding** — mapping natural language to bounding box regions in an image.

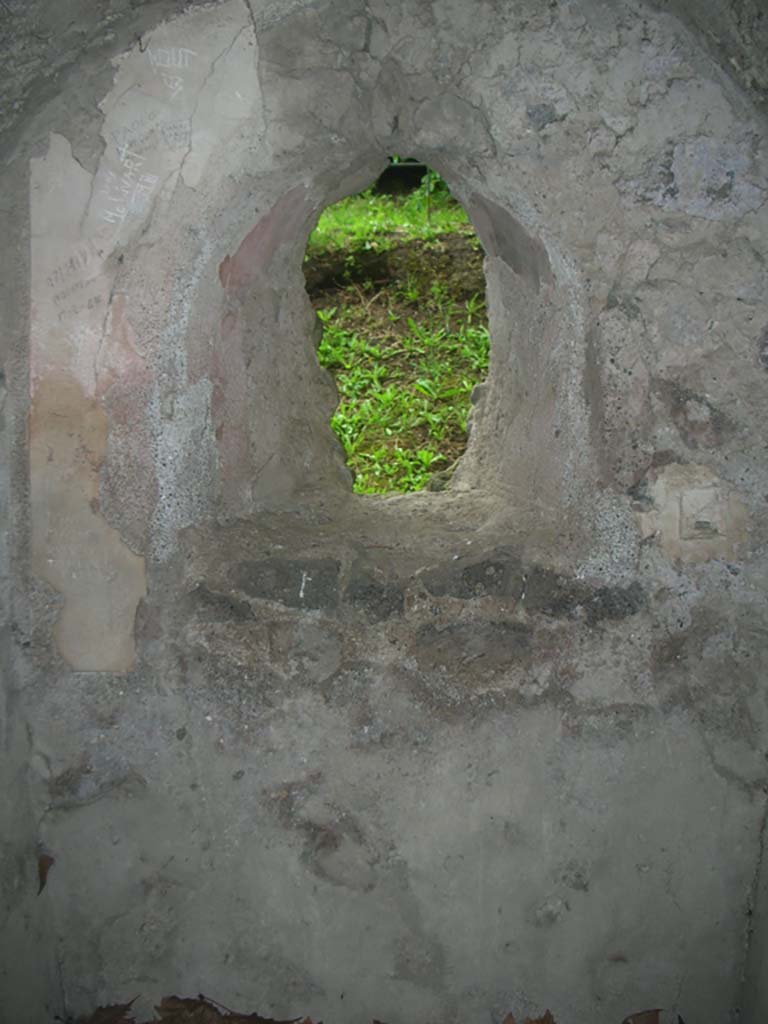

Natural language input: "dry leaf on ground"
[71,1001,137,1024]
[501,1011,556,1024]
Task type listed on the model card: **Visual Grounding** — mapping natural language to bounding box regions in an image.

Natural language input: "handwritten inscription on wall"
[46,245,94,291]
[147,46,198,99]
[100,144,159,226]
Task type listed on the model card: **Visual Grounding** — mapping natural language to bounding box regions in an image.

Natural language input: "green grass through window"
[304,170,489,494]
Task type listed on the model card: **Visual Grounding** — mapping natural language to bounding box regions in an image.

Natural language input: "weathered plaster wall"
[650,0,768,110]
[1,1,768,1022]
[0,351,59,1018]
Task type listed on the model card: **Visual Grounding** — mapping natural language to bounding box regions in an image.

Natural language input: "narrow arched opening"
[303,159,489,495]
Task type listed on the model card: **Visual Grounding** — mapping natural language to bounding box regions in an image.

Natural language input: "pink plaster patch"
[219,186,312,289]
[95,294,148,401]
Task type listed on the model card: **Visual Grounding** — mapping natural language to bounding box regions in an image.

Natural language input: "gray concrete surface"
[1,0,767,1022]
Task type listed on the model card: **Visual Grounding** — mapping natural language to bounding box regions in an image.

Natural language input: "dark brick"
[421,551,524,600]
[185,583,254,621]
[344,571,404,621]
[232,558,340,610]
[585,582,646,625]
[522,567,589,617]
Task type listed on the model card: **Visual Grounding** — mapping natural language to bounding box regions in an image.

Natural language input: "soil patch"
[304,230,484,302]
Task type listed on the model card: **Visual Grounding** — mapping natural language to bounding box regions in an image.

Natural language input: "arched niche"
[212,145,598,549]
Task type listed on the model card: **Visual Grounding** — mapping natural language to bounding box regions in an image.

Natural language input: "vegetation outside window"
[304,161,490,495]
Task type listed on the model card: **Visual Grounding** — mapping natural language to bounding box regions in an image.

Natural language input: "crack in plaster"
[95,277,121,388]
[71,145,101,235]
[243,0,258,36]
[178,22,251,188]
[703,741,767,797]
[742,788,768,1001]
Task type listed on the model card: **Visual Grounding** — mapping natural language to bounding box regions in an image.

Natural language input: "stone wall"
[1,1,767,1021]
[650,0,768,109]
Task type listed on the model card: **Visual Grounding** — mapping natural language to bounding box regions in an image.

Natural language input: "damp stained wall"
[1,0,768,1022]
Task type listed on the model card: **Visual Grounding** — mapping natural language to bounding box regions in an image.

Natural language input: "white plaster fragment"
[638,463,749,564]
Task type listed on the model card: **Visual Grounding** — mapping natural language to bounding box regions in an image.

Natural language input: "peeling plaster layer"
[28,0,263,666]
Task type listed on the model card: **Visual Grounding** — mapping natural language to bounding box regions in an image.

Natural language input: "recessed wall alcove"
[183,144,643,713]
